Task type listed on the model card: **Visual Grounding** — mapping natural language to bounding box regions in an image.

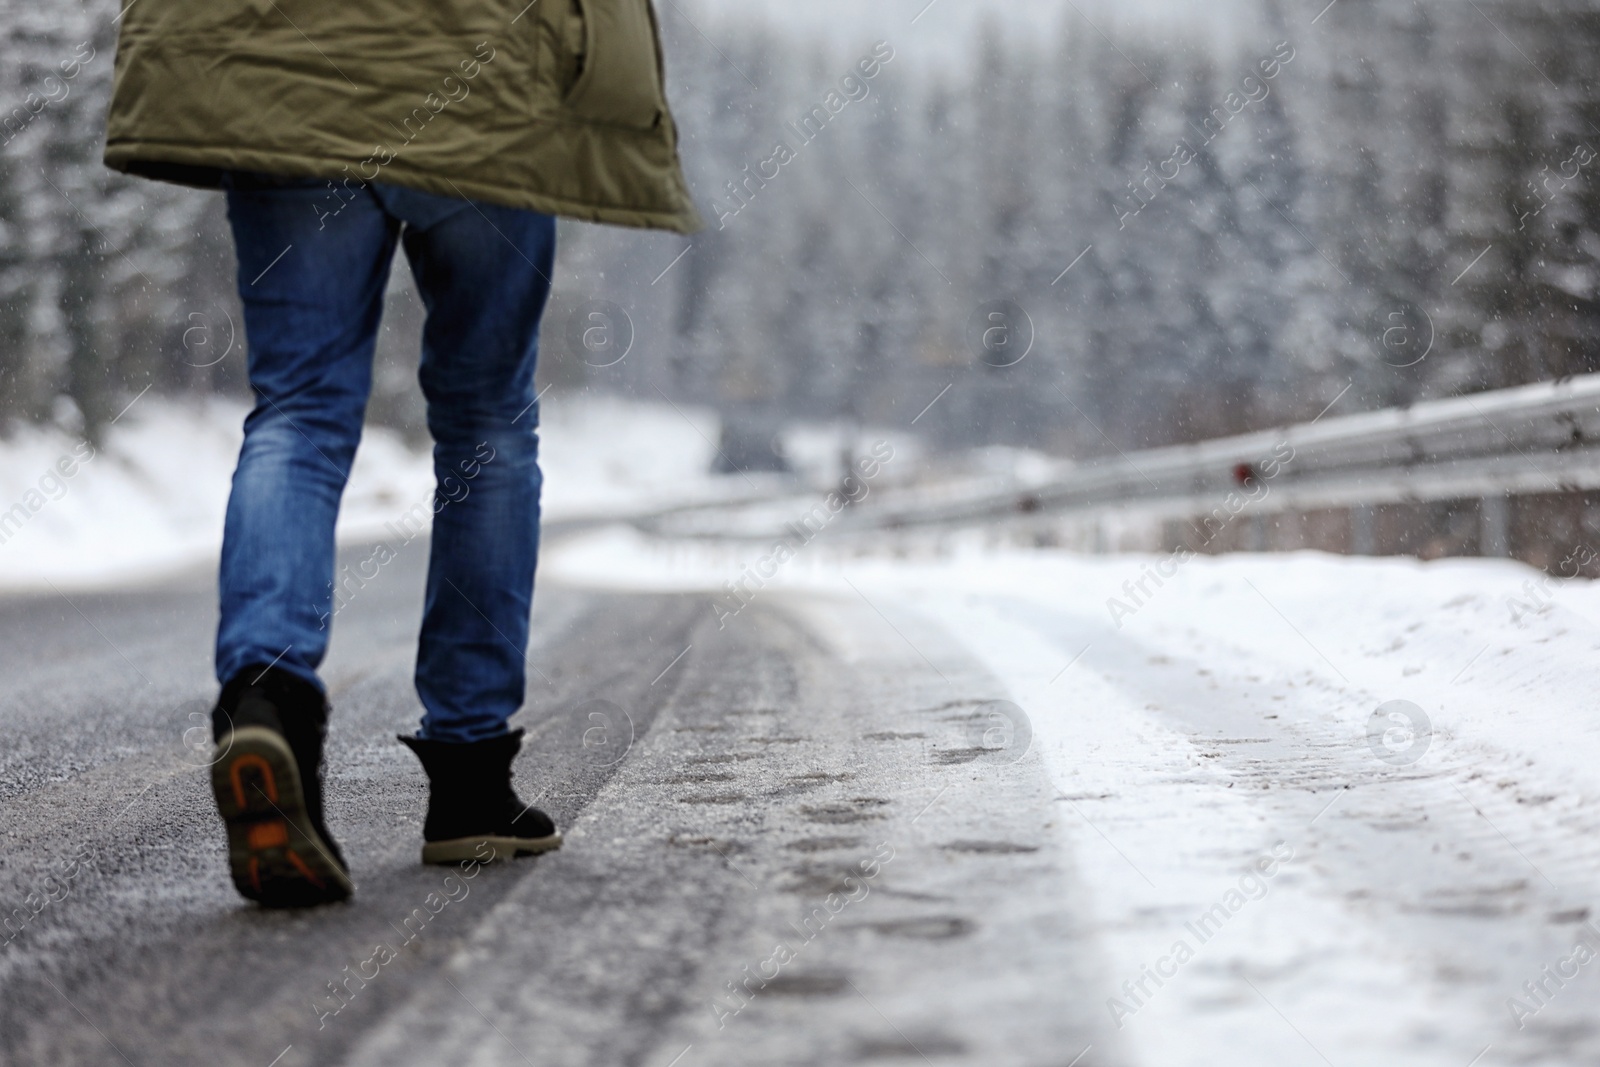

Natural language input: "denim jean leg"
[381,187,557,742]
[215,178,400,691]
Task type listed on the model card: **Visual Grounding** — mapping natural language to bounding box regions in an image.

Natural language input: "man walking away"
[102,0,700,906]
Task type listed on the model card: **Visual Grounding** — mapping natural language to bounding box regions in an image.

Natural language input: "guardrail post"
[1350,505,1375,555]
[1480,493,1511,557]
[1247,513,1267,551]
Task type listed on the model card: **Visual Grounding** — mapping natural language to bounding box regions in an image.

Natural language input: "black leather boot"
[210,666,353,906]
[398,729,562,865]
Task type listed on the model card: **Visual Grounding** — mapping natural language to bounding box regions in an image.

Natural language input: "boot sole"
[420,832,563,865]
[211,725,354,907]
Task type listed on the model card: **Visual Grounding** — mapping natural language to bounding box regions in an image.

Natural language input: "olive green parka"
[103,0,701,232]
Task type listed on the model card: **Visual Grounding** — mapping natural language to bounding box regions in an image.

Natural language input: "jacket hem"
[104,141,704,235]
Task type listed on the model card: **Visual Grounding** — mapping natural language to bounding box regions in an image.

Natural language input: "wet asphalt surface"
[0,535,1106,1067]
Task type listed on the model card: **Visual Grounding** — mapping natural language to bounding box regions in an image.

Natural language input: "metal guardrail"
[631,374,1600,554]
[854,374,1600,533]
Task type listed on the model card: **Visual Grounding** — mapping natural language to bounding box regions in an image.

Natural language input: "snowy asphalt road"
[10,527,1600,1066]
[0,535,1108,1067]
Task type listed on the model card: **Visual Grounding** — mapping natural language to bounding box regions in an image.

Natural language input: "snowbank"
[0,393,737,591]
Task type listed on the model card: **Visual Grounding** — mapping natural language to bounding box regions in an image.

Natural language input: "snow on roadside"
[536,394,761,518]
[0,394,734,591]
[543,526,1600,1065]
[0,400,255,592]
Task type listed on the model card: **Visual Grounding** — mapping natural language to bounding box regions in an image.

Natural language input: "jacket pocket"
[560,0,666,131]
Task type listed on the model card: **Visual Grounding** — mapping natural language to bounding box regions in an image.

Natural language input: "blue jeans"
[217,172,556,743]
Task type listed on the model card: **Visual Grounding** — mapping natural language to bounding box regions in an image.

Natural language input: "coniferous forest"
[3,0,1599,458]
